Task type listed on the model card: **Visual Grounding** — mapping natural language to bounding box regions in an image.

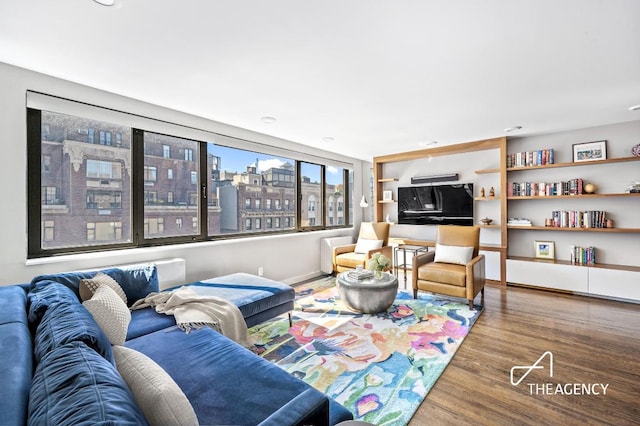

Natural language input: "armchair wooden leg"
[288,312,293,327]
[468,299,474,309]
[413,288,418,299]
[481,287,485,305]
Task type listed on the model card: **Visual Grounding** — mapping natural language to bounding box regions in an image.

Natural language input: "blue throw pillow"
[30,270,96,296]
[101,264,159,306]
[31,264,159,307]
[28,341,148,426]
[27,281,79,326]
[33,298,113,365]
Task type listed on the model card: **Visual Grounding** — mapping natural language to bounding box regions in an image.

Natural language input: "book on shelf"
[507,148,554,168]
[570,245,596,265]
[507,218,532,226]
[551,210,606,228]
[511,178,584,197]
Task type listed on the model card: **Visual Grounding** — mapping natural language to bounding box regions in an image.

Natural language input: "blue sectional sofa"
[0,264,353,426]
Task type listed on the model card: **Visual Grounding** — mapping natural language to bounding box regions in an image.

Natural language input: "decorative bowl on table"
[480,217,493,225]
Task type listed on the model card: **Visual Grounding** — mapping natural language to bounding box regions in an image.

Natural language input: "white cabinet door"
[589,268,640,302]
[506,259,589,293]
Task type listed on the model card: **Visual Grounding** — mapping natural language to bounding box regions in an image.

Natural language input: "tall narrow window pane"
[300,162,322,227]
[206,142,296,236]
[143,132,200,239]
[39,111,131,250]
[325,166,344,227]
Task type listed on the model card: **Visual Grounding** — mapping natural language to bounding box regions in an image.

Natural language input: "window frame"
[27,106,353,258]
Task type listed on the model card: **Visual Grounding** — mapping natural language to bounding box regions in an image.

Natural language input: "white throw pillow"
[354,239,384,254]
[79,272,128,305]
[434,244,474,265]
[113,345,199,426]
[83,285,131,346]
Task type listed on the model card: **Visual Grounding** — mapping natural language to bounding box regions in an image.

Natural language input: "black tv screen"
[397,183,474,225]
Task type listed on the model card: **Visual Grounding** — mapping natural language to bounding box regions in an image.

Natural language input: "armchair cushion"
[434,244,474,266]
[354,239,383,254]
[335,252,368,269]
[418,262,467,287]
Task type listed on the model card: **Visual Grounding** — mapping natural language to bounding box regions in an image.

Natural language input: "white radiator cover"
[320,236,353,274]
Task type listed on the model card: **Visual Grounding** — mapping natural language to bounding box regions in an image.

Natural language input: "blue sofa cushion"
[0,286,28,326]
[31,263,159,307]
[33,297,113,364]
[0,322,32,426]
[27,281,79,326]
[127,307,177,341]
[126,326,352,425]
[28,341,148,426]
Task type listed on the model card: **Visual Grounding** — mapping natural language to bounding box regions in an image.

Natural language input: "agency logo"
[510,351,609,396]
[510,351,553,386]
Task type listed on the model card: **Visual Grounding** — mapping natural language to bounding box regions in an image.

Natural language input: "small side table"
[393,244,429,289]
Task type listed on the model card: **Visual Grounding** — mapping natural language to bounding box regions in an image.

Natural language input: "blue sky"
[208,143,343,185]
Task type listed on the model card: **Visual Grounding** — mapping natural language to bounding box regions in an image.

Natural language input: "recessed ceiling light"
[419,141,438,147]
[629,104,640,111]
[504,126,523,132]
[322,137,335,143]
[93,0,115,5]
[260,116,277,124]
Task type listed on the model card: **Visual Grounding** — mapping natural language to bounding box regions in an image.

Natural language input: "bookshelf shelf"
[474,196,500,201]
[506,156,640,172]
[507,193,640,200]
[507,225,640,233]
[475,168,501,174]
[377,178,399,182]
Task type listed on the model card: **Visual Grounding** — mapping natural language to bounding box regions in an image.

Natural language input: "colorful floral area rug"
[249,276,484,425]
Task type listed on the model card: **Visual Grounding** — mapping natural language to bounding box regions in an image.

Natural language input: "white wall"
[0,62,364,286]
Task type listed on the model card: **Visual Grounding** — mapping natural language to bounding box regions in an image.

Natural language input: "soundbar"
[411,173,459,184]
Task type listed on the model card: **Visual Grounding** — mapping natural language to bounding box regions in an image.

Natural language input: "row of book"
[507,149,555,168]
[511,178,584,196]
[570,246,596,265]
[550,210,607,228]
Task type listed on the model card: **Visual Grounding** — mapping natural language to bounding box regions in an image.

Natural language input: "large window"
[206,143,297,236]
[326,166,346,227]
[300,162,322,228]
[143,132,200,239]
[27,104,352,257]
[30,110,131,253]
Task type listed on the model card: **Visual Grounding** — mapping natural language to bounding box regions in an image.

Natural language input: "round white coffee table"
[336,271,398,314]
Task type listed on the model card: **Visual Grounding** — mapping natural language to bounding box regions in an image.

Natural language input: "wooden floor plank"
[407,283,640,426]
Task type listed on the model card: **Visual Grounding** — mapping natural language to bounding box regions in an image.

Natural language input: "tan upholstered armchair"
[412,225,485,308]
[333,222,392,273]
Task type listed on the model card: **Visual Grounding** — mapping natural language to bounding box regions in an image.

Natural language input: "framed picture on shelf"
[572,140,607,162]
[382,190,393,201]
[534,240,555,260]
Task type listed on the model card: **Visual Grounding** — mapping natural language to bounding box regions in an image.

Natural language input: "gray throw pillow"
[82,285,131,346]
[79,272,128,305]
[113,345,199,426]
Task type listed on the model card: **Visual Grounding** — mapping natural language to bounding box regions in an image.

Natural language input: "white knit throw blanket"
[131,287,250,347]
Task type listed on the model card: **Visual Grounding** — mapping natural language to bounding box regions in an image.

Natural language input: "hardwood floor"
[407,283,640,426]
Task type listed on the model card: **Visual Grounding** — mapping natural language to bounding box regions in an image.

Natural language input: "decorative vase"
[583,183,596,194]
[374,270,383,279]
[632,143,640,157]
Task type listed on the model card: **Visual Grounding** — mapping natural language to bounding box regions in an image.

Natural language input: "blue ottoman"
[183,273,295,328]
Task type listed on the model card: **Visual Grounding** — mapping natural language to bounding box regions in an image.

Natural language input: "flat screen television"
[397,183,474,225]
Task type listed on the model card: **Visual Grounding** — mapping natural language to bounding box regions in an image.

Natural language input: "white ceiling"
[1,0,639,160]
